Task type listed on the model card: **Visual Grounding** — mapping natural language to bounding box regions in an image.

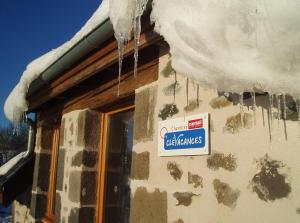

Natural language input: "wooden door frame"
[43,126,60,223]
[96,104,135,223]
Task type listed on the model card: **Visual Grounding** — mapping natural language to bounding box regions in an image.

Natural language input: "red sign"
[188,118,203,129]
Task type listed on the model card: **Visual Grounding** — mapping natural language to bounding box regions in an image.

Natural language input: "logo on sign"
[188,119,203,129]
[164,128,205,150]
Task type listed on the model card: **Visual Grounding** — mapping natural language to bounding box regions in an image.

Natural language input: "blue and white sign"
[158,113,209,156]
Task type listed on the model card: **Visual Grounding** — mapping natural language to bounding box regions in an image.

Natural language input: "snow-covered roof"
[5,0,300,123]
[4,0,109,123]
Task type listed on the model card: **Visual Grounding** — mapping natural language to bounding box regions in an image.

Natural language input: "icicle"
[197,84,200,106]
[173,72,177,103]
[239,93,244,128]
[116,34,125,96]
[296,99,300,139]
[13,123,21,136]
[133,16,140,78]
[133,7,141,77]
[186,78,189,107]
[24,112,28,121]
[267,94,272,142]
[283,94,288,141]
[269,94,274,129]
[276,95,281,126]
[267,106,272,142]
[283,94,287,120]
[133,0,148,78]
[12,110,22,136]
[252,92,257,126]
[262,107,265,127]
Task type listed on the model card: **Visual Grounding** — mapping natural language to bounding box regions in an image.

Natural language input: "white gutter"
[0,118,35,176]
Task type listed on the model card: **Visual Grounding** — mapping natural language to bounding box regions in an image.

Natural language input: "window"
[43,127,60,223]
[97,106,134,223]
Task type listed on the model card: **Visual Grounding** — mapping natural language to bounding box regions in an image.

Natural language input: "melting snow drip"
[252,92,257,126]
[283,94,288,141]
[239,93,244,128]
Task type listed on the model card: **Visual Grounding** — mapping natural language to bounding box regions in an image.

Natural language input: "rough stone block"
[77,110,101,150]
[130,151,150,180]
[213,179,240,209]
[68,207,95,223]
[54,192,61,223]
[30,193,47,219]
[210,96,231,109]
[188,172,203,188]
[173,192,199,206]
[71,151,98,168]
[134,86,157,142]
[68,171,97,205]
[56,149,66,191]
[59,118,65,147]
[167,161,183,181]
[224,113,252,134]
[32,153,51,192]
[207,152,237,172]
[130,187,167,223]
[184,100,200,112]
[158,104,179,121]
[250,154,291,202]
[41,126,54,151]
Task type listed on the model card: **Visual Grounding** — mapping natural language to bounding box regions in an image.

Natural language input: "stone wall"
[13,109,101,223]
[129,51,300,223]
[55,109,101,223]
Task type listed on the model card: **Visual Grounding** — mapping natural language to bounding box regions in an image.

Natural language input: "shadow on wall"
[218,92,299,121]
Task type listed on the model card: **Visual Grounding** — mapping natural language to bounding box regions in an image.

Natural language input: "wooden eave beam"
[27,28,162,112]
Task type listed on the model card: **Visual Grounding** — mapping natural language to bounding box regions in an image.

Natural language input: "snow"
[5,0,300,124]
[150,0,300,97]
[0,151,27,176]
[4,0,109,123]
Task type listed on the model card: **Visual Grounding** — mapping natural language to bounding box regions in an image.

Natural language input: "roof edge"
[27,18,113,97]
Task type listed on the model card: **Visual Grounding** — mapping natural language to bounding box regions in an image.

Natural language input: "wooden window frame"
[43,127,60,223]
[96,104,135,223]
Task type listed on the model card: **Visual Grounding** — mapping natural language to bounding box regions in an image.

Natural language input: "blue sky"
[0,0,101,124]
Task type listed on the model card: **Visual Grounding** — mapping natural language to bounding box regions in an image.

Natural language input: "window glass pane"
[103,109,134,223]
